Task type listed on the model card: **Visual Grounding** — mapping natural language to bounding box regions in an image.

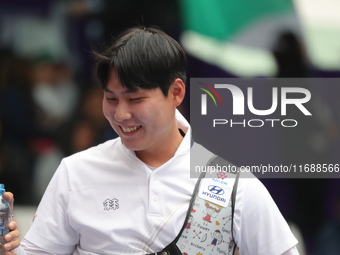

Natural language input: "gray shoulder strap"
[147,154,240,255]
[208,155,240,247]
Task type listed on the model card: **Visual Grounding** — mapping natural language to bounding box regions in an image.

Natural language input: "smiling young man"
[102,69,185,167]
[8,26,299,255]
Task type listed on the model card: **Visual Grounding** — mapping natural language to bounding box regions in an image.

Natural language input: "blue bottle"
[0,184,12,255]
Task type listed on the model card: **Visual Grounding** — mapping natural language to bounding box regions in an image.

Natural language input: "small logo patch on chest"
[103,198,119,211]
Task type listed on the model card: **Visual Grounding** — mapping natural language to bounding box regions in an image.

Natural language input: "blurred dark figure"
[271,31,339,253]
[273,31,334,165]
[32,51,80,134]
[273,31,309,78]
[0,49,46,204]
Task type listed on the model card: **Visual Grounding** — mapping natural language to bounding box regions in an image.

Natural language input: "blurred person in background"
[0,49,47,204]
[32,51,80,135]
[272,31,339,253]
[29,51,83,204]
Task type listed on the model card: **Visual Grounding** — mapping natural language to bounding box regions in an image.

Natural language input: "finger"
[5,252,18,255]
[5,229,20,241]
[3,238,20,251]
[7,221,17,231]
[3,192,14,210]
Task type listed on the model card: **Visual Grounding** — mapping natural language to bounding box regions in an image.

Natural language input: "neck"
[135,129,184,168]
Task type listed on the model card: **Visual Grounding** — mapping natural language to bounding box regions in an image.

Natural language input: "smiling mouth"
[120,125,142,133]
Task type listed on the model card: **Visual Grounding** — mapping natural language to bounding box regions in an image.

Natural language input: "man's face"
[103,69,183,158]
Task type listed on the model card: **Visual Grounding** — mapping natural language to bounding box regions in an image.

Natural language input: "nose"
[114,102,132,121]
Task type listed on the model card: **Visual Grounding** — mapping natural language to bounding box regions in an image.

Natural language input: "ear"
[169,78,186,107]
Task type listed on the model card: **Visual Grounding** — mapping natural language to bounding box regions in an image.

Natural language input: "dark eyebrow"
[103,88,139,95]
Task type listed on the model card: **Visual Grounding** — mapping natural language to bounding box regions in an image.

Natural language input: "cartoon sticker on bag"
[202,202,222,226]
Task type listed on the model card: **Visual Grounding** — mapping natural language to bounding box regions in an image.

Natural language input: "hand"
[3,192,20,255]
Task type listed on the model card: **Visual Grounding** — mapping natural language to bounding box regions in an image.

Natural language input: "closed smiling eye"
[129,97,143,102]
[106,97,117,101]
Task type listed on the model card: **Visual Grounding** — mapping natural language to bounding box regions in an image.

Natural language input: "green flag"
[179,0,300,77]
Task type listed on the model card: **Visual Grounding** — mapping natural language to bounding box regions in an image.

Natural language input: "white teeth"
[121,126,141,133]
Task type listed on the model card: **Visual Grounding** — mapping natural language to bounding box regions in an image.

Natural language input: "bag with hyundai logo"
[148,154,240,255]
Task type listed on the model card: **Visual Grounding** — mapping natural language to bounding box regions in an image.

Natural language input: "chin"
[121,141,143,152]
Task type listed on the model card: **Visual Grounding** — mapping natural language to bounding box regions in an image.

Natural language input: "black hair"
[94,26,187,96]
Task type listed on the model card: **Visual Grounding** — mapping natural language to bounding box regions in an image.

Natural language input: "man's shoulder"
[64,138,122,163]
[57,137,131,180]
